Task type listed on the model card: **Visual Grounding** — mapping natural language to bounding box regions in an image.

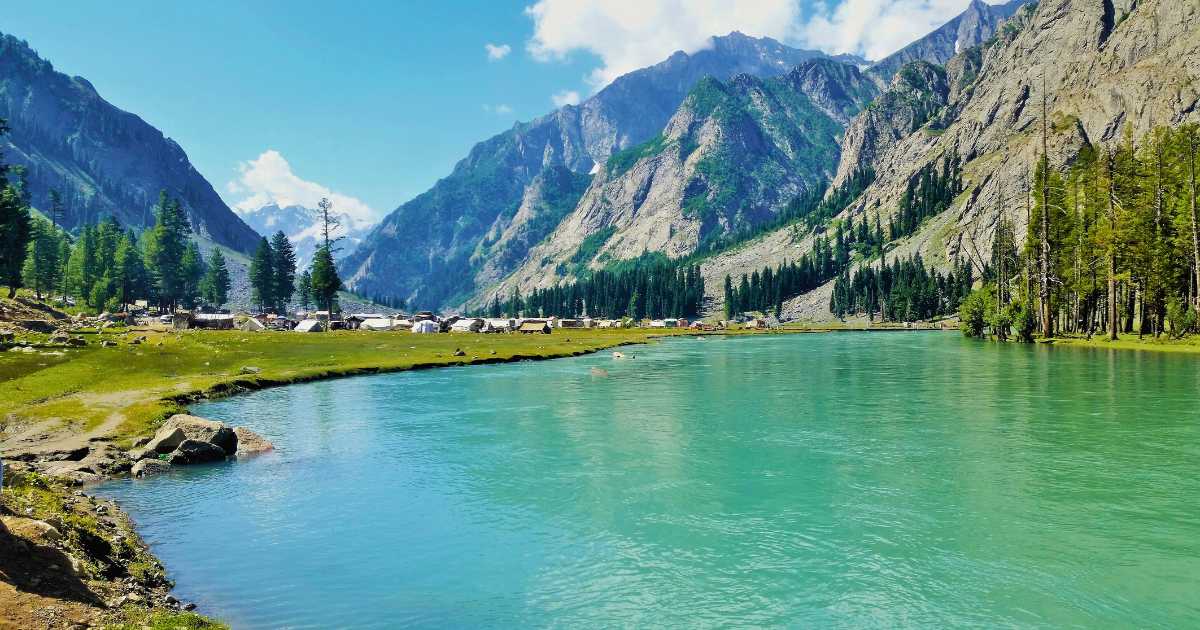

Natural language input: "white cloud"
[524,0,984,90]
[551,89,581,107]
[485,42,512,60]
[227,150,377,225]
[799,0,977,61]
[483,103,515,115]
[525,0,801,90]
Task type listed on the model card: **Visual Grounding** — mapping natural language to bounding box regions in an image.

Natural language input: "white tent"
[362,318,401,331]
[295,319,325,333]
[450,318,483,333]
[483,318,513,333]
[238,317,266,332]
[411,320,439,334]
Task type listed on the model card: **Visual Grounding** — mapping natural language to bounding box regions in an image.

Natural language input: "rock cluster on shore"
[130,414,273,477]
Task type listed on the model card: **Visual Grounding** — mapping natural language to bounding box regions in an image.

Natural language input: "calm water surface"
[97,333,1200,628]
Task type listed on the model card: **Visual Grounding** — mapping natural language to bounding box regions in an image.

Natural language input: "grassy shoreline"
[1045,333,1200,354]
[1,328,689,452]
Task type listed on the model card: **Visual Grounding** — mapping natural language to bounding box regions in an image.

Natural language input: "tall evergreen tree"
[309,244,342,319]
[113,230,148,310]
[296,269,313,312]
[200,248,231,308]
[249,236,275,312]
[21,217,62,300]
[143,192,191,310]
[0,118,31,298]
[180,241,206,309]
[270,231,297,312]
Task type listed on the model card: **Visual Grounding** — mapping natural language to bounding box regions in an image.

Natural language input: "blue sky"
[2,0,979,222]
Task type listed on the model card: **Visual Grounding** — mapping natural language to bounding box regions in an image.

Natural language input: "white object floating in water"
[612,351,624,359]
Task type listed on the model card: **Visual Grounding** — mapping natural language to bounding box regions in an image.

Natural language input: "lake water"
[96,333,1200,628]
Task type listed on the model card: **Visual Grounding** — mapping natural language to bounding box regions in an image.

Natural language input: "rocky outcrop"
[831,61,951,190]
[864,0,1032,86]
[0,469,210,627]
[0,33,260,254]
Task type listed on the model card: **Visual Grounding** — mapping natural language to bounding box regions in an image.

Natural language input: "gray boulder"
[132,459,171,478]
[160,414,238,455]
[232,427,274,456]
[144,427,187,456]
[167,440,227,465]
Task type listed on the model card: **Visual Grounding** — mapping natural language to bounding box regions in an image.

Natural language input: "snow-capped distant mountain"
[237,202,374,267]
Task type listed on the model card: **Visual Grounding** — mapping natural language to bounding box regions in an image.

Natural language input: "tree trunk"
[1190,135,1200,314]
[1107,152,1119,340]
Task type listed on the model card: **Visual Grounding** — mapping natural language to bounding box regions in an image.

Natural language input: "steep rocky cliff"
[340,33,862,308]
[0,33,260,254]
[477,60,879,306]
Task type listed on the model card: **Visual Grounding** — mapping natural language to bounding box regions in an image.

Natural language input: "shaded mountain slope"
[0,33,260,254]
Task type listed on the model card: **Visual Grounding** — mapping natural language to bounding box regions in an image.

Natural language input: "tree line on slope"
[484,254,705,320]
[0,118,345,314]
[962,122,1200,341]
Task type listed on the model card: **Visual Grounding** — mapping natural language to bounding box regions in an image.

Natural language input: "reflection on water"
[98,333,1200,628]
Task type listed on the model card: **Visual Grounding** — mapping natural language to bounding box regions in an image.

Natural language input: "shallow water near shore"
[96,332,1200,627]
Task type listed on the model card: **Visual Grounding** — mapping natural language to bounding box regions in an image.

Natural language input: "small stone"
[239,365,262,375]
[453,349,466,357]
[132,459,171,477]
[184,602,197,611]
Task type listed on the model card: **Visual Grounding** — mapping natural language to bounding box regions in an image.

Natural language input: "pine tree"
[113,230,148,310]
[200,248,231,308]
[309,244,342,318]
[270,231,297,312]
[0,117,31,298]
[144,192,192,311]
[296,269,313,312]
[180,241,206,309]
[21,217,61,300]
[249,236,275,312]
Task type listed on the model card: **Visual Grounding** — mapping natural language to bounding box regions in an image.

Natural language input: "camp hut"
[556,319,582,329]
[649,320,667,328]
[295,319,325,333]
[518,321,552,334]
[193,313,235,329]
[450,318,483,333]
[238,317,266,332]
[411,320,439,334]
[413,311,438,322]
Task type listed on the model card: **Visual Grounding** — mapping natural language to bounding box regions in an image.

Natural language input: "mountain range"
[342,0,1056,312]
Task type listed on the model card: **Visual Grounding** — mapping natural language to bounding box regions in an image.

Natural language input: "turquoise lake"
[96,332,1200,628]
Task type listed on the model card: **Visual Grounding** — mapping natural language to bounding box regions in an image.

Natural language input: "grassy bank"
[1,328,685,448]
[1047,333,1200,354]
